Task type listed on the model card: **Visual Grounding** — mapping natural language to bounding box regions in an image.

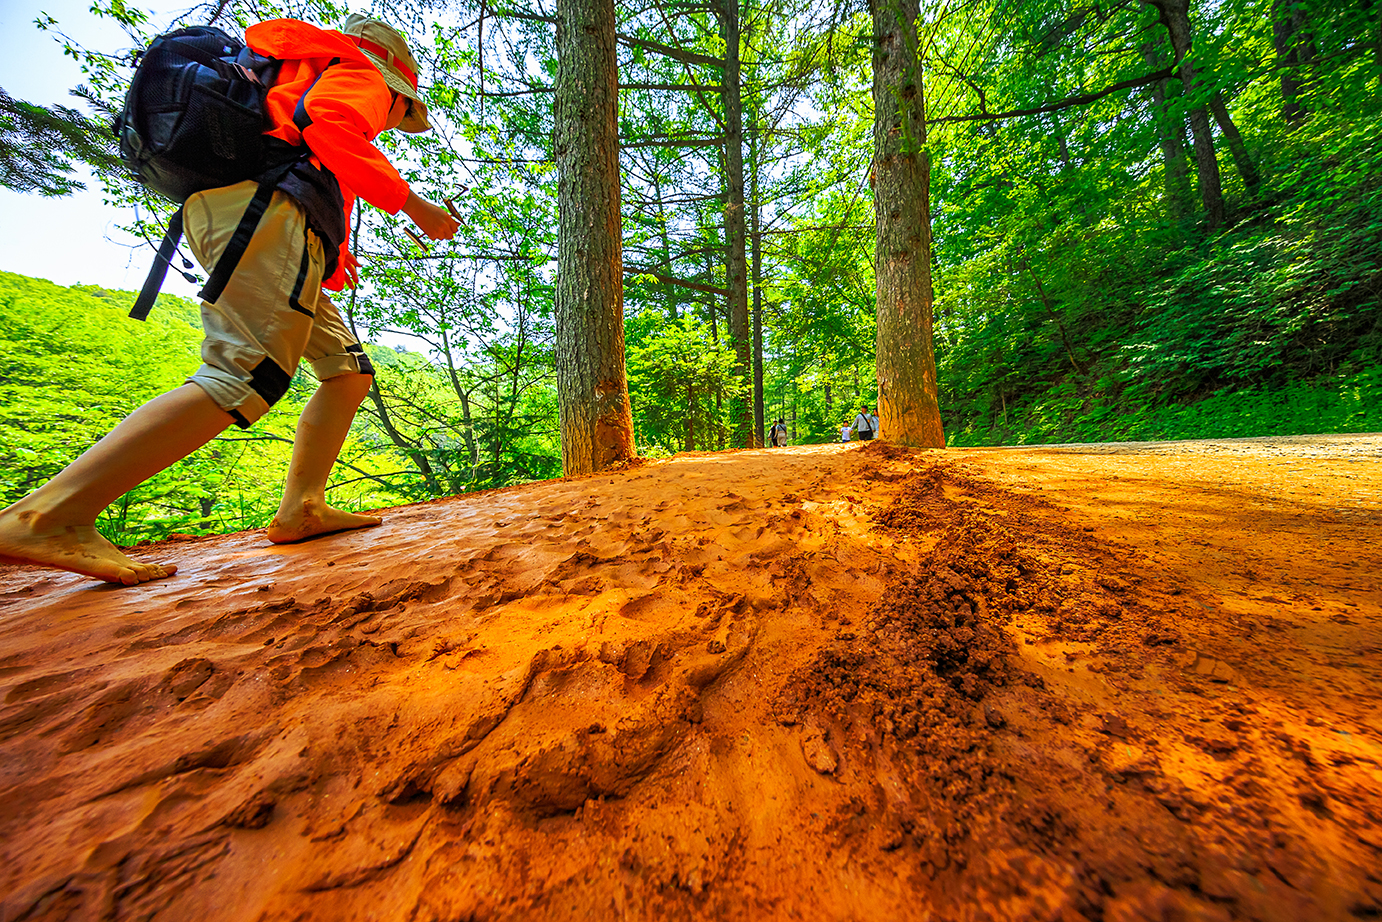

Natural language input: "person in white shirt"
[869,408,880,437]
[769,418,789,447]
[852,406,876,441]
[840,422,852,442]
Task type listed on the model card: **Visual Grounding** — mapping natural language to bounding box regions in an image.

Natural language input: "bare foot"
[267,499,382,545]
[0,509,177,586]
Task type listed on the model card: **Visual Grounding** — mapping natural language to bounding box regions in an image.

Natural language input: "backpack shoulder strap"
[129,59,337,320]
[194,164,297,307]
[181,58,339,311]
[292,57,342,133]
[129,209,186,321]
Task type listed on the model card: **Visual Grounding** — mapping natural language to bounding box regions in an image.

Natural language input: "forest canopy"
[3,0,1379,540]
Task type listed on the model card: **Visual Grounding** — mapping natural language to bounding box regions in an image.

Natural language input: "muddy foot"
[267,500,382,545]
[0,509,177,585]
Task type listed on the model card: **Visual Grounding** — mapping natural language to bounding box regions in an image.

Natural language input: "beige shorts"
[182,180,373,428]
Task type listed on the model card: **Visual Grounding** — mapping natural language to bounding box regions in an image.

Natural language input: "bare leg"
[267,373,381,544]
[0,384,234,585]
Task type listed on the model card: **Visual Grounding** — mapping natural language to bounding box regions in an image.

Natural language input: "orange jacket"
[246,19,410,290]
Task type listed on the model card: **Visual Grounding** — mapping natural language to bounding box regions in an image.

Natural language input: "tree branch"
[621,82,724,91]
[213,434,407,493]
[616,32,723,68]
[625,267,728,296]
[493,7,557,24]
[360,250,540,262]
[623,134,726,149]
[927,66,1176,125]
[475,86,554,97]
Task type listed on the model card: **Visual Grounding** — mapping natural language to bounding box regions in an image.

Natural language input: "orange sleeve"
[298,61,410,215]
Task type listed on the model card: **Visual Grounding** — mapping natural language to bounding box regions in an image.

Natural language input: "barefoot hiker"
[0,16,459,586]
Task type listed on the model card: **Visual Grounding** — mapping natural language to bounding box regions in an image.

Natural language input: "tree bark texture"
[749,121,765,448]
[554,0,635,475]
[870,0,945,448]
[720,0,753,448]
[1146,0,1225,229]
[1208,91,1262,194]
[1272,0,1317,126]
[1141,42,1194,222]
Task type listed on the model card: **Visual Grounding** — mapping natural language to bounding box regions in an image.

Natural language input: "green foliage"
[0,89,121,195]
[923,0,1382,446]
[627,312,742,454]
[0,272,201,500]
[0,270,562,544]
[948,365,1382,446]
[16,0,1381,502]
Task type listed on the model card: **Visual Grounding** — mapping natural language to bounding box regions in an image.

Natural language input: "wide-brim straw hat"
[341,14,430,133]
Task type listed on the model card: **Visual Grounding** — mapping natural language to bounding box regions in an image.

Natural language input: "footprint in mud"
[6,669,84,704]
[291,641,399,690]
[0,689,82,744]
[88,832,232,920]
[98,730,271,800]
[60,680,147,754]
[617,589,693,623]
[616,638,669,684]
[120,621,209,653]
[297,814,427,892]
[157,658,215,702]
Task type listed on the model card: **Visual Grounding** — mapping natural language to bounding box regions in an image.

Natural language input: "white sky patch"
[0,0,205,298]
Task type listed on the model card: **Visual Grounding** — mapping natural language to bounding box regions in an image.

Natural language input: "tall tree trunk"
[720,0,753,448]
[554,0,635,475]
[1273,0,1318,126]
[1141,42,1194,222]
[871,0,945,448]
[1208,92,1262,195]
[653,175,678,319]
[749,120,765,449]
[1147,0,1225,229]
[751,246,764,448]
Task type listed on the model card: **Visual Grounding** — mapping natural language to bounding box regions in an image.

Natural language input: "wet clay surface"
[1,435,1379,920]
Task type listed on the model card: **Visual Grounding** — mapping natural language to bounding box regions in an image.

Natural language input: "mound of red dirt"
[1,436,1379,920]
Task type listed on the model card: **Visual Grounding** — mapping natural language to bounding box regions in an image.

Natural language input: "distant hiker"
[0,15,459,586]
[869,407,881,438]
[852,406,876,441]
[840,421,852,442]
[769,419,789,448]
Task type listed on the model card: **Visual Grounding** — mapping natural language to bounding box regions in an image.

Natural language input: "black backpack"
[115,25,343,320]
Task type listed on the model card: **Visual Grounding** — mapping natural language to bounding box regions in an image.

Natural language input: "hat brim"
[362,51,431,133]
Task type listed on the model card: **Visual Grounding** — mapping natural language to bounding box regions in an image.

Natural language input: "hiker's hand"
[403,191,460,241]
[341,250,360,288]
